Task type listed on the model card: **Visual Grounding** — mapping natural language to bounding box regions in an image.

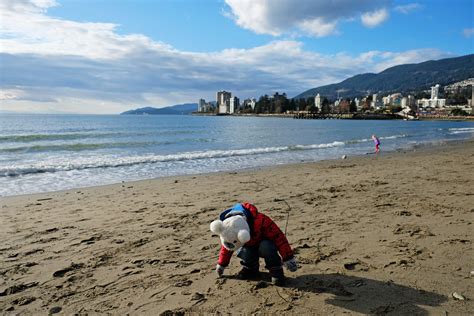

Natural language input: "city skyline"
[1,0,473,114]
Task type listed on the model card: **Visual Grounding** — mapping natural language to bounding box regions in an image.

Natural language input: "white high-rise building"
[354,98,361,111]
[431,84,440,99]
[314,93,321,110]
[401,97,407,108]
[407,95,417,111]
[198,99,206,112]
[217,91,231,113]
[371,93,378,108]
[419,84,446,109]
[229,96,240,114]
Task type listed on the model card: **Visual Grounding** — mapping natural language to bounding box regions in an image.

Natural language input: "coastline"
[2,114,473,198]
[1,137,472,199]
[192,112,474,121]
[1,140,473,314]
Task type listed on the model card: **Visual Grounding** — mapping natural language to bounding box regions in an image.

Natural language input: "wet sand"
[1,140,473,315]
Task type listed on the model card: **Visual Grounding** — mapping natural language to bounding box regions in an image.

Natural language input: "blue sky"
[1,0,473,114]
[48,0,473,54]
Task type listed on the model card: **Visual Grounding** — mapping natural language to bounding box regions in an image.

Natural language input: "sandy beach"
[1,140,473,315]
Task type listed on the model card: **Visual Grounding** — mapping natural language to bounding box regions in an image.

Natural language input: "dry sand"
[1,141,473,315]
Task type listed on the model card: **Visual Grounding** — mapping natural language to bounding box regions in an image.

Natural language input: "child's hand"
[216,264,225,277]
[284,258,298,272]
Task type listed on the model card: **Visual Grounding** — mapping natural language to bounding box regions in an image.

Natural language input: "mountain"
[294,54,474,100]
[120,103,197,115]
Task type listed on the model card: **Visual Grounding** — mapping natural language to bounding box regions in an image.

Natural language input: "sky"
[0,0,473,114]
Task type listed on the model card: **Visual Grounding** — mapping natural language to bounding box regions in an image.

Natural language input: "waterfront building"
[197,99,214,112]
[371,93,381,108]
[314,93,322,111]
[198,99,206,112]
[389,93,403,106]
[354,98,361,111]
[217,91,231,114]
[418,84,446,109]
[401,97,407,109]
[418,98,446,108]
[229,96,240,114]
[407,95,417,111]
[431,84,440,99]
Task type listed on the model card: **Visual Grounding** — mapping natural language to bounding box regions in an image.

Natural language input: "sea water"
[1,114,473,196]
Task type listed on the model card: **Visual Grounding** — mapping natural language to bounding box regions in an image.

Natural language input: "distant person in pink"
[372,135,380,154]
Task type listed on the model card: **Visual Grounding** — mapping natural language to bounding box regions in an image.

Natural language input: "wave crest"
[0,141,346,177]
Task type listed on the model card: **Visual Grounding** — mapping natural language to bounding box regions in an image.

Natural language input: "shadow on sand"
[283,273,447,315]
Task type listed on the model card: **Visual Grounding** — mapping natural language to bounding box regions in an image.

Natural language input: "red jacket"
[217,202,294,267]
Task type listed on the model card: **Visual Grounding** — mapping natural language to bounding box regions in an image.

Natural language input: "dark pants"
[237,239,282,272]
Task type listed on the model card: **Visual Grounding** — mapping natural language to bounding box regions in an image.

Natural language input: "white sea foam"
[0,141,346,177]
[380,134,408,140]
[448,127,474,134]
[346,134,408,144]
[448,127,474,131]
[0,135,416,177]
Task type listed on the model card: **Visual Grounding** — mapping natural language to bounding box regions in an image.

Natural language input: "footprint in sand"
[52,263,84,277]
[0,282,38,296]
[11,296,36,306]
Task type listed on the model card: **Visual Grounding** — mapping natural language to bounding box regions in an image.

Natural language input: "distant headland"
[120,103,197,115]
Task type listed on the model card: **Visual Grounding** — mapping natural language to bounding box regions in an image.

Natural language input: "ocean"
[1,114,473,197]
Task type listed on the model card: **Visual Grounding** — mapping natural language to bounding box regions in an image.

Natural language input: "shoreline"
[1,138,473,314]
[1,137,472,199]
[192,112,474,121]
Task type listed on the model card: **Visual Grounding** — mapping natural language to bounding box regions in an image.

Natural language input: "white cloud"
[361,8,389,28]
[224,0,390,37]
[394,3,422,14]
[1,0,57,13]
[0,0,452,114]
[463,28,474,38]
[0,0,174,60]
[297,19,339,38]
[223,0,281,36]
[371,48,449,72]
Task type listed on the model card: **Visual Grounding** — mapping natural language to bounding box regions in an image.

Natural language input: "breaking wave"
[448,127,474,134]
[0,138,212,153]
[1,140,346,177]
[0,130,197,143]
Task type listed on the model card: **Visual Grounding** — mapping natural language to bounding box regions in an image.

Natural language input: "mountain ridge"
[120,103,197,115]
[294,54,474,100]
